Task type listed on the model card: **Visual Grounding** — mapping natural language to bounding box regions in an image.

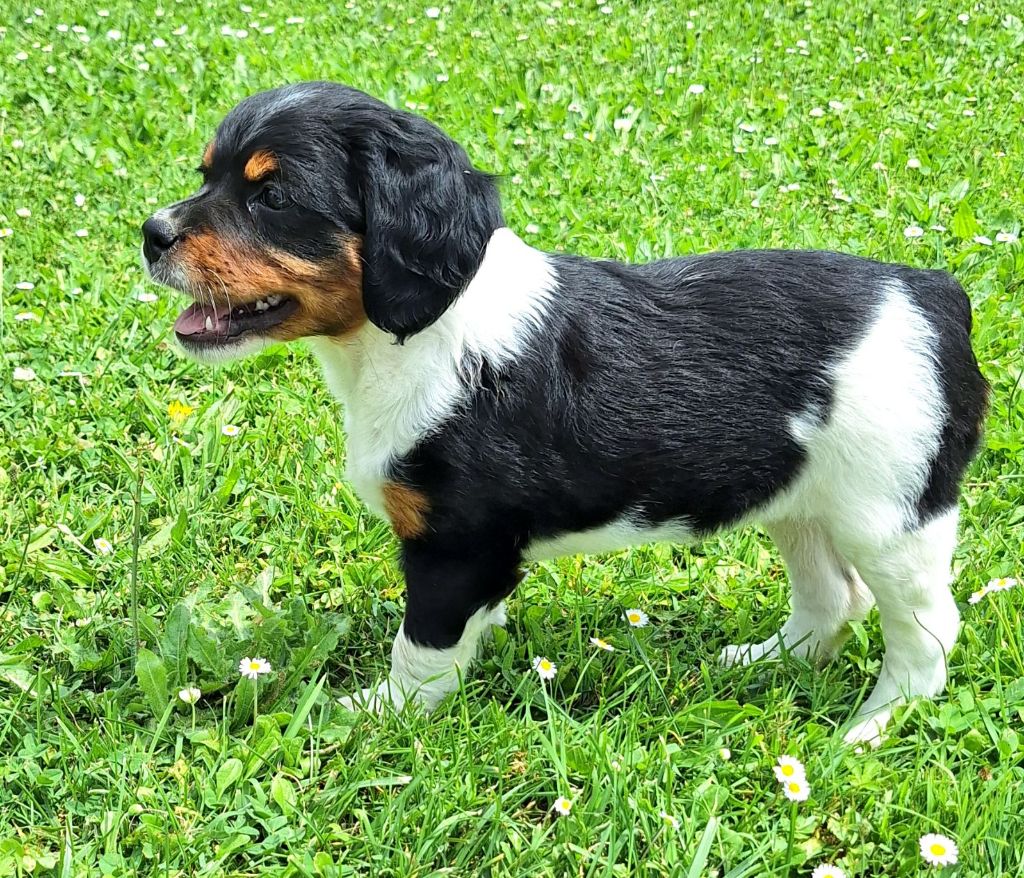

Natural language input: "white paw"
[843,710,891,748]
[719,643,768,667]
[338,680,404,713]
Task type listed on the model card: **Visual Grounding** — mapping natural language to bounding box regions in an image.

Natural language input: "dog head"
[142,81,504,361]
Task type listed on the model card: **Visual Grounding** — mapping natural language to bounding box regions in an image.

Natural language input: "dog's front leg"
[339,540,521,713]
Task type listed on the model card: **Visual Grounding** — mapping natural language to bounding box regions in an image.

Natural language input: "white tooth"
[255,300,267,311]
[205,315,213,331]
[267,294,281,306]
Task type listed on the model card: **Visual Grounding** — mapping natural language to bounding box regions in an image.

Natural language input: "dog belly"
[523,514,695,561]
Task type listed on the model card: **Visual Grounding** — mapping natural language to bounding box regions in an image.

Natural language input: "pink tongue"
[173,302,232,336]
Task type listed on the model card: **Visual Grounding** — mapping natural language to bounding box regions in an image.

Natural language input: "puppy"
[143,81,988,743]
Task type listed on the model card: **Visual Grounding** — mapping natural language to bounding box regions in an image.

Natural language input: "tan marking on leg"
[382,483,430,539]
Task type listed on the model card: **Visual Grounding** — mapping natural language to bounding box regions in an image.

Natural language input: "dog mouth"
[173,294,299,345]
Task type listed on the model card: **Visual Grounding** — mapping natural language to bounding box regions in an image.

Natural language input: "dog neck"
[308,226,556,510]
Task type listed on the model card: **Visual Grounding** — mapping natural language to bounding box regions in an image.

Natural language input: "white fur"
[339,602,507,712]
[525,513,693,561]
[763,280,946,545]
[310,226,555,518]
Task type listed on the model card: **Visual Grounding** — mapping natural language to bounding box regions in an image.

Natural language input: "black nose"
[142,215,178,263]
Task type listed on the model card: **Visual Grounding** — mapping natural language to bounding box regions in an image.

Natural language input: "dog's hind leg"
[339,541,519,713]
[719,519,874,668]
[840,509,960,746]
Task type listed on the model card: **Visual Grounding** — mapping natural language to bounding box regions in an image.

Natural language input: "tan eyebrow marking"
[201,140,215,170]
[243,149,279,182]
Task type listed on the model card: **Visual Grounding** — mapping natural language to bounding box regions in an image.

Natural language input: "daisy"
[524,223,540,234]
[687,83,705,95]
[967,585,990,604]
[589,636,615,652]
[93,537,114,555]
[987,576,1017,591]
[919,833,958,867]
[623,608,649,627]
[995,231,1018,243]
[0,228,13,238]
[239,657,272,680]
[178,686,201,704]
[973,235,993,246]
[221,424,240,437]
[16,207,31,218]
[424,6,440,17]
[658,811,680,829]
[552,796,572,816]
[811,866,846,878]
[74,228,88,238]
[719,747,732,761]
[13,366,37,382]
[136,291,158,303]
[773,755,806,784]
[809,107,825,117]
[15,281,35,290]
[532,656,557,680]
[74,193,86,207]
[906,157,922,169]
[782,777,810,802]
[904,225,924,238]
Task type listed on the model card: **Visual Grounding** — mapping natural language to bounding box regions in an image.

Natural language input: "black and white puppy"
[143,82,988,743]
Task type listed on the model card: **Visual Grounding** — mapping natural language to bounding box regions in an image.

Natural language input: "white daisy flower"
[524,223,540,234]
[178,686,201,704]
[589,636,614,652]
[239,657,271,680]
[221,424,240,437]
[828,100,845,111]
[987,576,1017,592]
[719,747,732,760]
[811,865,846,878]
[968,586,990,604]
[973,235,993,246]
[74,228,89,238]
[93,537,113,555]
[74,193,86,207]
[871,161,886,170]
[424,6,440,17]
[919,833,958,867]
[623,608,649,627]
[957,13,969,23]
[0,228,13,238]
[106,28,121,39]
[285,16,305,24]
[809,107,825,117]
[613,117,633,132]
[136,291,158,303]
[995,231,1018,243]
[15,281,35,290]
[552,796,572,816]
[782,777,810,802]
[906,157,921,169]
[16,207,32,218]
[904,225,924,238]
[13,366,37,382]
[773,755,806,783]
[687,83,705,95]
[532,656,557,680]
[15,312,40,322]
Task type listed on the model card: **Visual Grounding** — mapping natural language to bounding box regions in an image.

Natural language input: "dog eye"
[254,183,289,211]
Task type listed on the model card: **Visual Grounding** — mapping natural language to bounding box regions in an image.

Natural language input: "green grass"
[2,0,1023,875]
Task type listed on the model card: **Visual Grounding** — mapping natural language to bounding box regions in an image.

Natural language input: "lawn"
[2,0,1023,875]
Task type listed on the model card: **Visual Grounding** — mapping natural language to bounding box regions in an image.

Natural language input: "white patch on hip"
[309,227,555,517]
[766,279,946,549]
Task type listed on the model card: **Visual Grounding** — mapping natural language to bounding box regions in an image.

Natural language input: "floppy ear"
[357,121,503,342]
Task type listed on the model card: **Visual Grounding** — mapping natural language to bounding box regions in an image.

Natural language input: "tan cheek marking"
[202,140,215,170]
[382,483,430,539]
[177,231,368,339]
[244,150,278,182]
